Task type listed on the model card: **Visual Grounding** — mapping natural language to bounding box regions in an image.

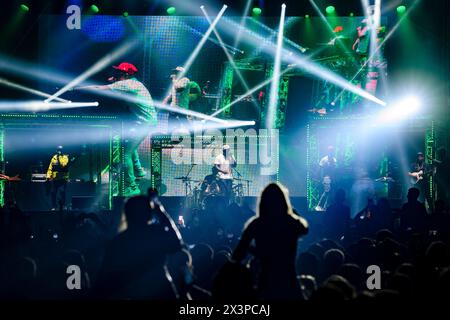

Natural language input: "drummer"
[200,167,222,195]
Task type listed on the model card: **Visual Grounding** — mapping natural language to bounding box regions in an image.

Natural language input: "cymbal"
[174,177,200,182]
[375,177,395,183]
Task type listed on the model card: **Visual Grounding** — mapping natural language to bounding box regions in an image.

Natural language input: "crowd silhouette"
[0,182,449,303]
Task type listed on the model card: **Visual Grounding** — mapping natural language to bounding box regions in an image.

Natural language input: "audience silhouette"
[1,183,449,303]
[232,182,309,300]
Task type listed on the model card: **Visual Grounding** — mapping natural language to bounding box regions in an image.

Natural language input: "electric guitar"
[409,168,433,185]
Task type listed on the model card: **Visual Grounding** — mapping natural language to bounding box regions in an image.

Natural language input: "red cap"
[113,62,138,75]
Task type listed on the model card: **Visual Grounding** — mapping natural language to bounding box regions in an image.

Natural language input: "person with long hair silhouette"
[232,182,309,300]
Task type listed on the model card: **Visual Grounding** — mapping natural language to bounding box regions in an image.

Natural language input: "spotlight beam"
[45,40,138,102]
[0,77,70,103]
[233,0,252,48]
[211,67,293,118]
[217,17,385,106]
[249,18,307,54]
[284,49,386,106]
[153,101,228,123]
[184,24,243,54]
[332,1,419,104]
[76,85,228,123]
[0,53,84,86]
[201,6,258,110]
[177,5,227,80]
[308,0,353,58]
[0,101,99,112]
[369,0,382,59]
[267,4,286,128]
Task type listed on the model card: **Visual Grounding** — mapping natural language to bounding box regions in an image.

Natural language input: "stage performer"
[408,152,433,210]
[352,14,387,97]
[77,62,157,196]
[46,146,72,211]
[163,66,191,110]
[315,145,337,211]
[214,144,236,201]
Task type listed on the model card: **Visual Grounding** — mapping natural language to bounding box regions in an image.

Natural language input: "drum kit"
[174,165,251,210]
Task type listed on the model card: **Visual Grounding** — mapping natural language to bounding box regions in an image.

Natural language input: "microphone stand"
[182,164,196,197]
[232,167,250,196]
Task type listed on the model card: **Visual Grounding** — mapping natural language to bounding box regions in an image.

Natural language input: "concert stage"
[0,0,449,305]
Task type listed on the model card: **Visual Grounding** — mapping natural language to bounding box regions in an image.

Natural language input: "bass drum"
[200,178,226,210]
[201,194,227,211]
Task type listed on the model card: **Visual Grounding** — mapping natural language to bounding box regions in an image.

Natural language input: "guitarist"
[315,145,337,211]
[46,146,75,211]
[408,152,432,208]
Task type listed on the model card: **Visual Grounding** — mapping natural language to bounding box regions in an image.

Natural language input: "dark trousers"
[416,180,433,211]
[220,179,233,202]
[51,179,67,209]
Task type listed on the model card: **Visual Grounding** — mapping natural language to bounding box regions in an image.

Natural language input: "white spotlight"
[377,95,421,123]
[397,96,421,113]
[267,4,286,128]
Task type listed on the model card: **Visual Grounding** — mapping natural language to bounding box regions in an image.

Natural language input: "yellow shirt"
[46,154,70,180]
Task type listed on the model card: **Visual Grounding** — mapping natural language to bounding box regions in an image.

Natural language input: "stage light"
[398,96,421,111]
[90,5,99,13]
[0,101,99,112]
[233,0,253,48]
[167,6,176,15]
[123,11,129,17]
[397,5,406,14]
[20,4,29,12]
[267,3,286,128]
[350,12,354,17]
[325,6,335,14]
[377,95,421,123]
[305,14,310,18]
[252,7,262,16]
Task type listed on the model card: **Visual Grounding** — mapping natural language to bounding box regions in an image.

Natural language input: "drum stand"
[174,164,200,209]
